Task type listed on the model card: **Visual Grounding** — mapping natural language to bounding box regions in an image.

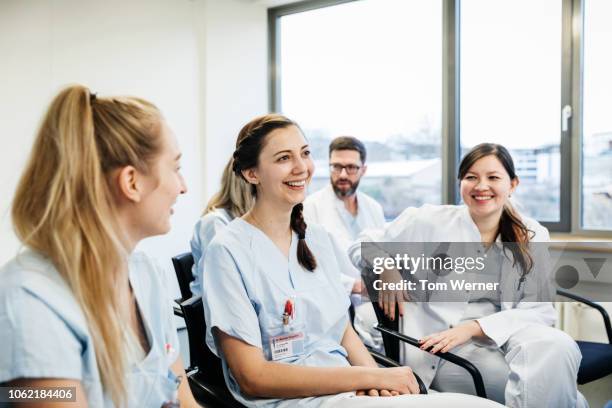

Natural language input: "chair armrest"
[173,305,184,318]
[375,325,487,398]
[557,289,612,344]
[368,348,401,367]
[187,370,244,408]
[368,348,428,395]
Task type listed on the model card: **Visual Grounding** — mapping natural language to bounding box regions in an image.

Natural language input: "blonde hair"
[204,157,253,218]
[11,85,163,406]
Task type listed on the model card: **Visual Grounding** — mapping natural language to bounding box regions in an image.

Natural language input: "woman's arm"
[340,323,378,368]
[170,356,201,408]
[341,323,411,397]
[216,328,418,398]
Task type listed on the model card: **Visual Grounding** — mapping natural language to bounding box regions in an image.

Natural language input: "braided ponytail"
[290,203,317,271]
[232,114,318,272]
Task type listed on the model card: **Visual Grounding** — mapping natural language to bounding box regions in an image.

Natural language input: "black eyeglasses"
[329,163,361,175]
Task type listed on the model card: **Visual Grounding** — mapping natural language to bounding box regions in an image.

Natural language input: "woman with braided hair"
[201,114,501,407]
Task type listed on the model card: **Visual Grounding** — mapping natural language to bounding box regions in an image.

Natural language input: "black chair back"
[172,252,195,301]
[362,271,401,360]
[180,296,226,386]
[371,301,401,361]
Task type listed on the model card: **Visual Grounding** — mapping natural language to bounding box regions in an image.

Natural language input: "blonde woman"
[0,85,199,407]
[189,158,254,296]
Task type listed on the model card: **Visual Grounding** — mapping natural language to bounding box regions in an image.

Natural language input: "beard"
[331,177,360,198]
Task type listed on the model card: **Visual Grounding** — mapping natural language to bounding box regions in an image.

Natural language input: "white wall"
[202,0,269,194]
[0,0,269,290]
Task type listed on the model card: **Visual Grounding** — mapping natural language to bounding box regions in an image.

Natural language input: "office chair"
[172,252,195,301]
[179,295,243,407]
[369,287,612,399]
[557,288,612,384]
[360,267,487,398]
[369,300,487,399]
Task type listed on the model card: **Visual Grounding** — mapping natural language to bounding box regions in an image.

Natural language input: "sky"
[279,0,612,149]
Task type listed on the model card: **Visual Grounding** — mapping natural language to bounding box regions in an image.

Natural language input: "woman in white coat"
[349,143,586,408]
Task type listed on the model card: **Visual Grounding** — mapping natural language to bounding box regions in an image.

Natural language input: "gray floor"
[579,376,612,408]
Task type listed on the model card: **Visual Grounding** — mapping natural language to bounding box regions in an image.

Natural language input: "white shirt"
[303,185,386,351]
[303,185,385,287]
[304,185,385,255]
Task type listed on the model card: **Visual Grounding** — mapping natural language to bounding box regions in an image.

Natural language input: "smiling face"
[329,149,366,198]
[242,125,314,209]
[130,121,187,238]
[460,154,518,221]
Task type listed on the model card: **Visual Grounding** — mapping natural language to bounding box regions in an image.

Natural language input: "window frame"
[268,0,612,236]
[571,0,612,236]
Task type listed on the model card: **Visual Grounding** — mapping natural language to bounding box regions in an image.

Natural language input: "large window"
[274,0,443,219]
[582,0,612,230]
[460,0,563,222]
[270,0,612,234]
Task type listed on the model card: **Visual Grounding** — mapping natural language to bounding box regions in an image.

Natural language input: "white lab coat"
[303,185,386,350]
[348,204,585,408]
[304,185,385,257]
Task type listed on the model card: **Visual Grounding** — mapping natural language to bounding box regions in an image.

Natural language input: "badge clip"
[282,299,294,326]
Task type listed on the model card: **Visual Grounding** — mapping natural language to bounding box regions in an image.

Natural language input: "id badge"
[269,331,305,361]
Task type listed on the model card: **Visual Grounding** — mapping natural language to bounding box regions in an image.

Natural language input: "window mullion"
[443,0,460,205]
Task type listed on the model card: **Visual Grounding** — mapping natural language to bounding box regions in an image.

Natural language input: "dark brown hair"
[458,143,535,274]
[232,114,317,271]
[329,136,367,163]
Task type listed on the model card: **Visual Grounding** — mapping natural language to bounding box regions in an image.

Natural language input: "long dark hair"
[232,114,317,271]
[458,143,535,274]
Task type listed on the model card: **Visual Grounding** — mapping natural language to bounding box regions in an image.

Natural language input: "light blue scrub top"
[190,208,233,297]
[0,250,181,407]
[202,218,351,407]
[337,204,362,241]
